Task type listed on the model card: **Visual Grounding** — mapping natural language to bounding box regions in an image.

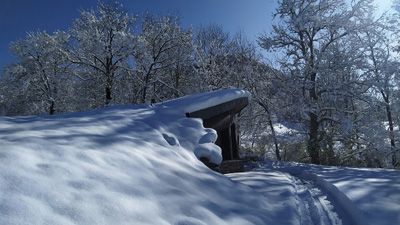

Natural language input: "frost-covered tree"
[134,15,192,103]
[259,0,374,164]
[69,2,135,105]
[9,31,70,115]
[0,65,32,115]
[361,16,400,167]
[315,35,372,165]
[192,24,234,91]
[240,59,284,161]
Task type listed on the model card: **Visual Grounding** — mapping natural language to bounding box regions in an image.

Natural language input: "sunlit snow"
[0,88,399,225]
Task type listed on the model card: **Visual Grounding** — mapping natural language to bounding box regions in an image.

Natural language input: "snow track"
[251,161,370,225]
[291,176,342,225]
[228,171,345,225]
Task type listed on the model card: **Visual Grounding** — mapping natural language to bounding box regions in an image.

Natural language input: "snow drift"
[0,89,299,225]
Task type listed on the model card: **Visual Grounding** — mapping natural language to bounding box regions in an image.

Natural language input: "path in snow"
[291,176,342,225]
[228,171,344,225]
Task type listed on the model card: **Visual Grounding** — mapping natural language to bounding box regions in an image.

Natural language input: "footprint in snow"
[162,133,179,146]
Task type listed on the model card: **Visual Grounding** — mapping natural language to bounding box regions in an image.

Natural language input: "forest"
[1,0,400,169]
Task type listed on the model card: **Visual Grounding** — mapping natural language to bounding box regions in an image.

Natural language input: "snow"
[0,91,294,225]
[158,87,250,114]
[252,160,400,225]
[1,88,398,225]
[228,171,301,224]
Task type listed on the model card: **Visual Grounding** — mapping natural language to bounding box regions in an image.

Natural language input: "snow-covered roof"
[158,88,250,114]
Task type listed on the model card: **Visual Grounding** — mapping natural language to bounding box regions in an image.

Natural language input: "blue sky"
[0,0,392,69]
[0,0,278,69]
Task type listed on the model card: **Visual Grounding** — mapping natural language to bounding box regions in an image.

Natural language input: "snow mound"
[194,129,222,164]
[194,143,222,164]
[0,90,298,225]
[198,128,218,144]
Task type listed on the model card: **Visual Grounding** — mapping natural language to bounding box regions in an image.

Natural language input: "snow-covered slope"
[0,89,297,225]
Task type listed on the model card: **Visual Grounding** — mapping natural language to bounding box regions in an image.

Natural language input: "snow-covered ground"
[251,161,400,225]
[228,171,345,225]
[0,88,399,225]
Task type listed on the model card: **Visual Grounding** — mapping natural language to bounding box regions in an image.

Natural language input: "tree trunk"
[308,70,320,164]
[267,113,281,161]
[49,100,55,115]
[383,94,397,167]
[174,72,180,97]
[141,86,148,103]
[105,86,112,105]
[308,112,320,164]
[141,72,151,103]
[257,100,280,160]
[104,64,113,105]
